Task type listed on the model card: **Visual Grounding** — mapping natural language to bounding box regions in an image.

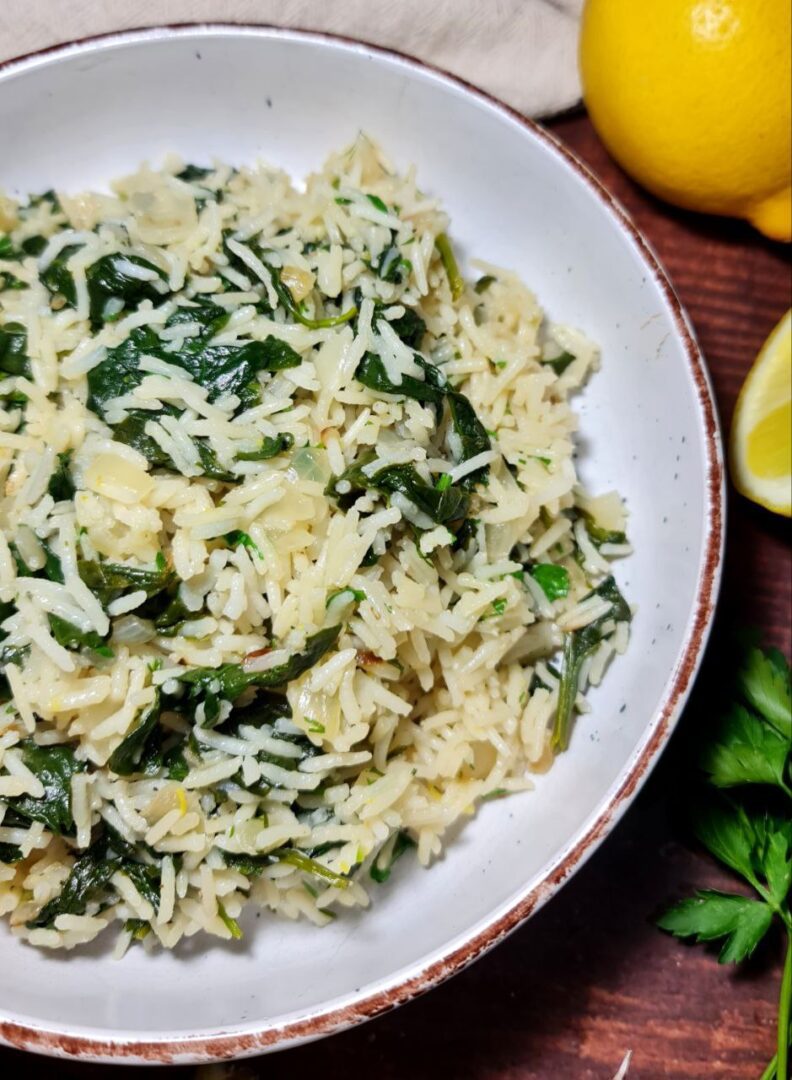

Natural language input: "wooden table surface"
[3,111,790,1080]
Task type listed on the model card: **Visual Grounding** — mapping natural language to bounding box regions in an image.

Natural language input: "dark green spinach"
[47,450,75,501]
[108,693,162,776]
[178,625,341,725]
[6,741,86,835]
[0,322,31,378]
[553,576,631,751]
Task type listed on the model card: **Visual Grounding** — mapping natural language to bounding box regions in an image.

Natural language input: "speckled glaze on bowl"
[0,25,724,1065]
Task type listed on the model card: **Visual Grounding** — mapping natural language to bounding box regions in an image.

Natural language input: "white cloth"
[0,0,582,118]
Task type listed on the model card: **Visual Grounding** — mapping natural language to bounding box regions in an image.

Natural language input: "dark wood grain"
[2,113,789,1080]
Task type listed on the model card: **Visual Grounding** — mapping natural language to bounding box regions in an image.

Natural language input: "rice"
[0,135,631,953]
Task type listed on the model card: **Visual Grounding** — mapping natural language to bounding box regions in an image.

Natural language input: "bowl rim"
[0,21,725,1065]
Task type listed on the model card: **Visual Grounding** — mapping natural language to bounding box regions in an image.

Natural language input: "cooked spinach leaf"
[6,741,86,835]
[389,306,426,348]
[0,322,31,378]
[88,322,300,418]
[85,254,167,328]
[355,351,445,404]
[20,235,47,257]
[474,275,496,294]
[108,693,162,776]
[27,827,161,929]
[328,454,469,527]
[553,576,631,751]
[122,860,161,910]
[39,243,80,305]
[219,692,292,736]
[542,350,575,376]
[224,530,263,559]
[78,558,175,607]
[377,245,412,284]
[354,352,490,489]
[85,313,302,478]
[582,512,628,546]
[0,843,23,864]
[48,614,113,658]
[222,847,349,887]
[11,541,63,584]
[446,390,491,489]
[179,625,342,724]
[267,264,357,330]
[370,830,415,883]
[0,271,26,293]
[47,450,75,501]
[40,247,168,329]
[0,642,28,701]
[27,847,116,928]
[176,164,213,183]
[235,433,294,462]
[529,564,570,602]
[0,235,17,259]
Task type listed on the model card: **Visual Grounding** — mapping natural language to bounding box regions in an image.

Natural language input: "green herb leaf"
[739,646,791,741]
[701,703,790,791]
[692,797,759,886]
[658,890,774,964]
[761,823,792,907]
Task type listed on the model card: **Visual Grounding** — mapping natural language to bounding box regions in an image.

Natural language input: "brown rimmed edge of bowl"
[0,22,726,1066]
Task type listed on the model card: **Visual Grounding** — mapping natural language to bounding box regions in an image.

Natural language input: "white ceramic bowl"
[0,25,724,1064]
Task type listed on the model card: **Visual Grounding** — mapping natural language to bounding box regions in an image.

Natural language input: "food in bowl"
[0,136,631,953]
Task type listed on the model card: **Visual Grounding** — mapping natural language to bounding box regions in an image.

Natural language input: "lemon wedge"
[730,310,792,515]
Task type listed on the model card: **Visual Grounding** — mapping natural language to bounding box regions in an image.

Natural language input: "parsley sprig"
[657,642,791,1080]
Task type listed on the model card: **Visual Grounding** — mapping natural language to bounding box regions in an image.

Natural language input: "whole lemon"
[579,0,792,241]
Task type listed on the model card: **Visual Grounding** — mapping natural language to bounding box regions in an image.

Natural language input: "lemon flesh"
[730,310,792,515]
